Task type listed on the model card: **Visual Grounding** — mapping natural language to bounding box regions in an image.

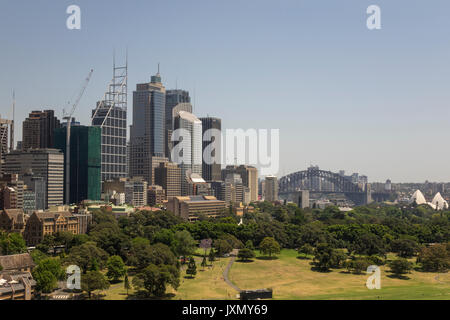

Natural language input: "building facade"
[173,111,202,195]
[92,103,127,182]
[222,165,258,202]
[22,172,46,211]
[147,185,166,206]
[264,175,278,202]
[124,177,148,207]
[22,110,61,150]
[54,126,101,204]
[0,209,26,233]
[165,90,192,159]
[167,195,226,222]
[130,71,167,184]
[199,117,222,182]
[154,162,181,199]
[23,211,79,246]
[3,149,64,208]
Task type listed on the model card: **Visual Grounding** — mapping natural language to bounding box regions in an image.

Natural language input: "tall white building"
[125,177,147,207]
[173,111,202,195]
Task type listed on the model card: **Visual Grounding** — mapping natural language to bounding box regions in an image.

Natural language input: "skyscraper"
[165,90,192,158]
[22,171,46,211]
[130,70,167,184]
[0,117,13,175]
[199,117,222,181]
[154,162,181,199]
[173,111,202,195]
[22,110,61,150]
[54,125,101,204]
[3,149,64,208]
[222,165,258,202]
[92,61,128,182]
[264,175,278,202]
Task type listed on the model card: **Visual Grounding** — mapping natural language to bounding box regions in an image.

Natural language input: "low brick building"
[24,211,79,246]
[167,195,226,222]
[0,209,27,233]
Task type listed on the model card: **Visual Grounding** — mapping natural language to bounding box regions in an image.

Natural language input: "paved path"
[223,250,241,293]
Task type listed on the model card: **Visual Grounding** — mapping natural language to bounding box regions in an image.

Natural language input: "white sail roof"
[431,192,449,210]
[410,190,427,205]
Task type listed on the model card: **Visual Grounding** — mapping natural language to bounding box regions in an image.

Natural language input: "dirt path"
[223,250,241,293]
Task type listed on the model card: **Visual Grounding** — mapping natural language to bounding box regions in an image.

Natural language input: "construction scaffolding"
[91,56,128,181]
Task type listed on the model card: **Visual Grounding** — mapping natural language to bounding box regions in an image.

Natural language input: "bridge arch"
[278,168,363,194]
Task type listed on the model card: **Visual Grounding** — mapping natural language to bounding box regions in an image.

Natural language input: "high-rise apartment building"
[0,174,24,209]
[173,111,202,195]
[165,90,192,158]
[199,117,221,182]
[92,62,128,182]
[264,175,278,202]
[54,125,101,204]
[147,185,165,206]
[0,117,13,175]
[22,110,61,150]
[225,173,244,205]
[3,149,64,208]
[154,162,181,199]
[222,165,258,202]
[125,177,148,207]
[130,70,167,184]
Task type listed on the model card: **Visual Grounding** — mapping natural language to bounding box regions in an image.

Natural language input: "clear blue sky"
[1,0,450,182]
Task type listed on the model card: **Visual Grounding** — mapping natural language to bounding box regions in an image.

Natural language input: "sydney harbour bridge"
[278,167,389,206]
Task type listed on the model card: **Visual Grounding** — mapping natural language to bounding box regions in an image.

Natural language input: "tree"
[0,232,27,255]
[32,258,65,293]
[54,231,74,252]
[201,256,207,270]
[106,255,127,282]
[417,243,450,272]
[64,242,109,273]
[391,239,420,258]
[128,241,178,271]
[36,234,56,255]
[298,244,314,258]
[345,258,371,274]
[237,248,255,262]
[30,249,48,265]
[259,237,280,258]
[186,257,197,278]
[124,273,131,296]
[33,269,57,293]
[171,230,196,259]
[388,258,413,277]
[81,270,110,299]
[132,264,179,297]
[313,243,346,271]
[208,248,216,263]
[245,240,255,251]
[351,233,386,256]
[214,239,232,257]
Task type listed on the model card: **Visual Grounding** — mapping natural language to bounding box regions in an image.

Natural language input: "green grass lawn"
[229,249,450,300]
[99,249,449,300]
[169,256,237,300]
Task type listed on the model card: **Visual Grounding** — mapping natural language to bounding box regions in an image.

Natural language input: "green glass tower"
[54,124,101,204]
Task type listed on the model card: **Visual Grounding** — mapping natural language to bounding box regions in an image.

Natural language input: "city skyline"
[1,1,450,182]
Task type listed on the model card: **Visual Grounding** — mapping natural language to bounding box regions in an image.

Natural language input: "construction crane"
[63,69,94,205]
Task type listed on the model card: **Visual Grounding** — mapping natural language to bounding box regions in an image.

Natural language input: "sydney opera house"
[410,190,449,210]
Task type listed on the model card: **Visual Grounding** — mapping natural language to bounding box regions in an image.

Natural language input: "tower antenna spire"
[10,89,15,152]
